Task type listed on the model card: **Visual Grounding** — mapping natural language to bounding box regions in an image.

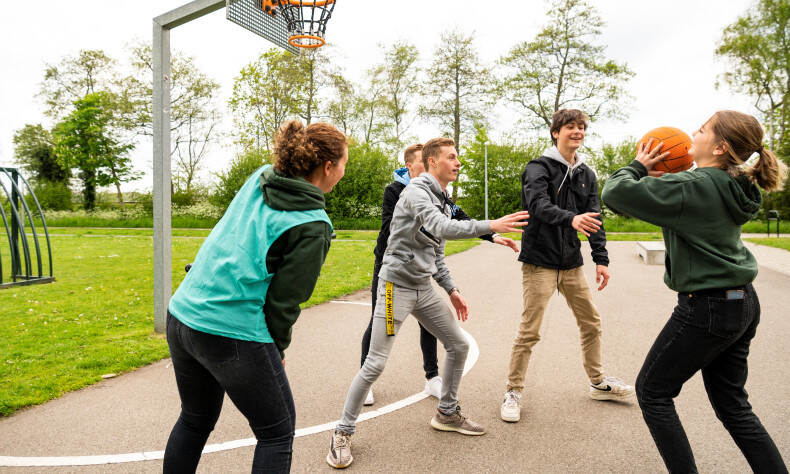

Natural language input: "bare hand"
[490,211,529,234]
[493,235,519,252]
[449,290,469,322]
[572,212,601,237]
[595,265,610,291]
[637,139,670,178]
[282,359,286,367]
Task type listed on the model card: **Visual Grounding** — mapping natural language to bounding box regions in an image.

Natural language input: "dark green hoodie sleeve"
[264,220,332,358]
[601,160,690,230]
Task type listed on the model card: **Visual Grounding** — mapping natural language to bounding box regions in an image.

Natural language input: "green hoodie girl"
[602,110,787,474]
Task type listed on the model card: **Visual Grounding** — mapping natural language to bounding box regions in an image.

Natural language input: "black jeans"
[360,260,439,379]
[164,312,295,473]
[636,284,787,474]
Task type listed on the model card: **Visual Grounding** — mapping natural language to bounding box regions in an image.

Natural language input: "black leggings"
[165,313,295,473]
[360,260,439,379]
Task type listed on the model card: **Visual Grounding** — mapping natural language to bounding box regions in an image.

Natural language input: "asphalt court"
[0,241,788,473]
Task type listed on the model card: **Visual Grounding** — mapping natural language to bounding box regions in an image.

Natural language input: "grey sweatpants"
[336,280,469,434]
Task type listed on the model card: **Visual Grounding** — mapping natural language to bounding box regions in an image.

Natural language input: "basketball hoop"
[256,0,336,49]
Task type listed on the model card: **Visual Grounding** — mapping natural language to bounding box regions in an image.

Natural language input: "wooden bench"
[636,241,665,265]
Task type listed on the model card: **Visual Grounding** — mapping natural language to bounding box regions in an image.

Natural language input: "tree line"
[10,0,789,220]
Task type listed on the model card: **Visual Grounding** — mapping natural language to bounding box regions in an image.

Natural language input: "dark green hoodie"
[259,167,333,357]
[601,161,761,292]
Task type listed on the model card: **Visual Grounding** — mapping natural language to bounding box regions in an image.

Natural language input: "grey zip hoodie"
[543,146,588,193]
[378,173,491,292]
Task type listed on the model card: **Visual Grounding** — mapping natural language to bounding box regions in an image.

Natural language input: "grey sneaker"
[590,376,635,401]
[500,390,522,422]
[326,430,353,469]
[430,406,485,436]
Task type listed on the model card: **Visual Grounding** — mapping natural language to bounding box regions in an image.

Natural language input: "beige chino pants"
[506,263,604,392]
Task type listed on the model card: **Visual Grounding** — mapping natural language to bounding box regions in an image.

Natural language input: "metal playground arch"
[0,167,54,289]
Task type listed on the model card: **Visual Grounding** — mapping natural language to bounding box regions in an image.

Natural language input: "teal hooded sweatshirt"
[601,160,761,292]
[168,164,333,357]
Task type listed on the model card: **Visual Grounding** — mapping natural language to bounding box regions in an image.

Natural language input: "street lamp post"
[484,142,489,220]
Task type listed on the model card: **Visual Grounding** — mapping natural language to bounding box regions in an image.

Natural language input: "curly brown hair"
[273,121,347,178]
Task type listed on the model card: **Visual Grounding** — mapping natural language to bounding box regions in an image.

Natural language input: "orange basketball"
[637,127,693,173]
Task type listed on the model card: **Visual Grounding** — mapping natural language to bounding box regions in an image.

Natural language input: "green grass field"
[0,229,475,417]
[745,237,790,252]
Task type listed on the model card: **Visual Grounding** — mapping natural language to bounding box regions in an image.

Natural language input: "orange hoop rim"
[281,0,335,6]
[288,34,326,48]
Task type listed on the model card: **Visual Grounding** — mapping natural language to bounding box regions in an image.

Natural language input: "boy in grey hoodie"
[327,138,529,469]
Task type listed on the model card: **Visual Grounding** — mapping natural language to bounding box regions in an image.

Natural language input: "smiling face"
[552,121,586,153]
[428,145,461,188]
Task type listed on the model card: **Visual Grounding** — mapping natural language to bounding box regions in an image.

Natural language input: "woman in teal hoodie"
[602,110,787,473]
[164,121,347,473]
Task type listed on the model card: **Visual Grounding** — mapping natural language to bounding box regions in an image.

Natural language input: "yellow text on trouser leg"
[385,281,395,336]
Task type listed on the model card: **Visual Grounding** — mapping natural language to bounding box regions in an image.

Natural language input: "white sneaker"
[590,376,635,401]
[500,390,522,422]
[363,388,374,406]
[424,376,442,399]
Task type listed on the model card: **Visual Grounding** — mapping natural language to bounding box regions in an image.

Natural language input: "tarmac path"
[0,241,788,473]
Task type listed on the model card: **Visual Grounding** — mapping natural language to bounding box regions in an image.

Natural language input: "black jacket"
[518,150,609,269]
[374,178,493,262]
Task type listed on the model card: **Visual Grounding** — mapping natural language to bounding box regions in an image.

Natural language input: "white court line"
[0,301,479,467]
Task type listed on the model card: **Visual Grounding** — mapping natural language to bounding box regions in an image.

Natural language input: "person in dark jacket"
[602,110,788,473]
[164,121,347,473]
[361,144,518,406]
[500,109,634,424]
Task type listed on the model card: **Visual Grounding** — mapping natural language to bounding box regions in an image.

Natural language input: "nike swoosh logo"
[592,385,612,392]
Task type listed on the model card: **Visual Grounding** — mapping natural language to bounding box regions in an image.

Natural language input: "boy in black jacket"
[499,109,634,423]
[361,144,517,405]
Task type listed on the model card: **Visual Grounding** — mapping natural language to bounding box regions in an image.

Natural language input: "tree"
[586,137,637,207]
[38,49,118,121]
[13,124,72,210]
[355,78,388,147]
[715,0,789,159]
[373,41,420,151]
[122,43,222,193]
[325,72,359,137]
[211,149,269,210]
[420,29,495,199]
[457,126,549,219]
[324,142,396,219]
[498,0,634,130]
[53,93,138,210]
[12,124,68,183]
[229,49,307,151]
[295,49,332,125]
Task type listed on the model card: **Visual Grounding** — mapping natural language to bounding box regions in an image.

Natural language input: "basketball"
[637,127,693,173]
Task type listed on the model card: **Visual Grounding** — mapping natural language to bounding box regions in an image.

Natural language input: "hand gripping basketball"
[636,139,671,177]
[490,210,529,234]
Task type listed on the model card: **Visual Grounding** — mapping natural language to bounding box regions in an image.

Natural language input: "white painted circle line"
[0,302,479,467]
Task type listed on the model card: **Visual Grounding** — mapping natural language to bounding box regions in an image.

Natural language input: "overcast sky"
[0,0,755,191]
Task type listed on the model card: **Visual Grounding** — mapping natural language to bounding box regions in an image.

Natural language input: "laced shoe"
[363,388,374,406]
[430,405,485,436]
[589,376,635,401]
[326,430,353,469]
[500,390,522,422]
[424,376,443,399]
